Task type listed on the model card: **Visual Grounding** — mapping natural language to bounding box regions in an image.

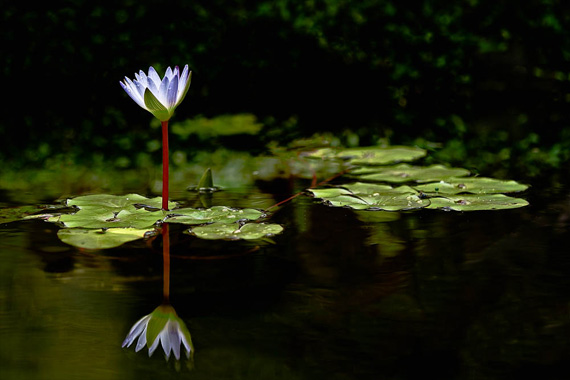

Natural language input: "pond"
[1,160,569,380]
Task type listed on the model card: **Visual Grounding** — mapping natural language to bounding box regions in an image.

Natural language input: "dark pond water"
[1,171,569,380]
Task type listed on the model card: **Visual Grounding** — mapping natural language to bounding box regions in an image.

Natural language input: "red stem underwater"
[162,223,170,303]
[161,120,169,211]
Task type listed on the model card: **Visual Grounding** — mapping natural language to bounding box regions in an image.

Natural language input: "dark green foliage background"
[2,0,569,177]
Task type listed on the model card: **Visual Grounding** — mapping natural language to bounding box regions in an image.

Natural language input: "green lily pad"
[353,164,470,183]
[426,194,529,211]
[53,208,167,229]
[66,193,177,211]
[57,228,151,249]
[308,183,429,211]
[189,222,284,240]
[414,177,529,194]
[166,206,264,225]
[306,146,427,165]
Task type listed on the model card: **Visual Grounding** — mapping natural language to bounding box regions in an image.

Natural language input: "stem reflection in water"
[122,223,194,361]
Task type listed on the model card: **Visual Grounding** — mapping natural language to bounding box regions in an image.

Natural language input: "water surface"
[1,174,569,380]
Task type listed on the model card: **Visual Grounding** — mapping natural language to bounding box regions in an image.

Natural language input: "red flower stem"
[162,223,170,303]
[161,120,169,211]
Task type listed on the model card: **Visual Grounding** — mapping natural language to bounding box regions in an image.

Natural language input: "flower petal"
[148,66,162,87]
[168,321,182,360]
[133,80,146,99]
[165,66,173,80]
[146,77,160,99]
[124,77,145,105]
[148,333,160,357]
[166,74,179,109]
[177,319,194,359]
[135,325,148,352]
[159,76,170,104]
[160,325,173,360]
[177,65,190,100]
[120,79,146,109]
[122,314,151,348]
[176,70,192,107]
[138,70,149,87]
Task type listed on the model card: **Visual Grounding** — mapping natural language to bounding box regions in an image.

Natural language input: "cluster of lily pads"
[304,145,529,211]
[1,143,529,250]
[17,193,282,250]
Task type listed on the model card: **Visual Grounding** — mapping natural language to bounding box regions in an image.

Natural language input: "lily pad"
[57,228,151,249]
[308,183,429,211]
[426,194,529,211]
[414,177,529,194]
[353,164,470,183]
[189,222,284,240]
[53,208,167,229]
[66,193,177,211]
[166,206,264,225]
[306,146,427,165]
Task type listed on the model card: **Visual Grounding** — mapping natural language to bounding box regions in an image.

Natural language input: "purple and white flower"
[120,65,192,121]
[122,304,194,360]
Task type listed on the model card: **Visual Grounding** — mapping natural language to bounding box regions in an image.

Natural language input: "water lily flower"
[120,65,192,121]
[122,304,194,360]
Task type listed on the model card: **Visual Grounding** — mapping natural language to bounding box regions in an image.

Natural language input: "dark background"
[2,0,570,178]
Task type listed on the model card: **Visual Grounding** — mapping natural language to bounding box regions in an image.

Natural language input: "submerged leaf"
[58,228,151,249]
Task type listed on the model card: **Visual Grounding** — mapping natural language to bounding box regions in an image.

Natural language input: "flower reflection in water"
[123,224,193,361]
[122,304,194,360]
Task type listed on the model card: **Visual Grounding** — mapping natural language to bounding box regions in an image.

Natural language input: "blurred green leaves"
[171,114,264,141]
